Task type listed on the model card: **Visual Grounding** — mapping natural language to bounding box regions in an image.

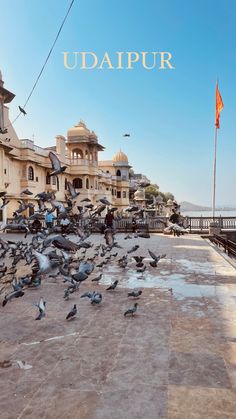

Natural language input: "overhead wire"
[5,0,75,129]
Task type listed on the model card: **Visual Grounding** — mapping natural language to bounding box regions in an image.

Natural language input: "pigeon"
[91,292,102,305]
[123,134,130,137]
[124,302,138,316]
[148,250,166,267]
[2,289,24,307]
[66,304,77,320]
[80,291,94,299]
[18,106,27,115]
[91,273,102,283]
[137,265,146,274]
[80,198,91,203]
[35,297,46,320]
[67,182,80,199]
[106,279,118,291]
[99,198,111,206]
[63,288,70,300]
[127,245,139,254]
[21,189,33,195]
[132,256,145,268]
[128,290,142,298]
[48,152,67,176]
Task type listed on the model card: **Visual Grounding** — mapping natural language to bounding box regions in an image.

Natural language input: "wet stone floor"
[1,233,236,418]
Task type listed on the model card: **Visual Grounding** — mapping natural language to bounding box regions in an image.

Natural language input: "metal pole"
[212,127,218,219]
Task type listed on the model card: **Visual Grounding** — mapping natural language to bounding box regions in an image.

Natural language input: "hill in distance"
[179,201,236,212]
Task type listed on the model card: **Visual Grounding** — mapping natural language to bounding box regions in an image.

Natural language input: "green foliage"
[145,185,175,203]
[145,184,159,198]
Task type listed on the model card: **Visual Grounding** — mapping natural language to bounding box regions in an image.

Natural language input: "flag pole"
[212,126,218,219]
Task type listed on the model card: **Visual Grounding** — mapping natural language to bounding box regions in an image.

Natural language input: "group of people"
[30,212,71,234]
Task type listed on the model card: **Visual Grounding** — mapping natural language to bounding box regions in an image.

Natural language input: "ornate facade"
[0,73,131,223]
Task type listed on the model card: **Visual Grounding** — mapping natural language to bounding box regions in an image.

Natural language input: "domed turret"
[112,150,128,163]
[134,189,145,201]
[67,121,91,140]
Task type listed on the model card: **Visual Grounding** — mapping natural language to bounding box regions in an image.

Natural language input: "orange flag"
[215,83,224,129]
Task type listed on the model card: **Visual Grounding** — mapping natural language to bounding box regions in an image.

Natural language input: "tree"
[145,184,159,199]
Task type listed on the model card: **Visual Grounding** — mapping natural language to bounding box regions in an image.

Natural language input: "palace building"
[0,72,131,223]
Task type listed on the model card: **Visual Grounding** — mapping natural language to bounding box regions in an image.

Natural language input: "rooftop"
[0,233,236,418]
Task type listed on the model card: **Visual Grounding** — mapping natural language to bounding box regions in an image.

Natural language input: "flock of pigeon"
[0,151,171,323]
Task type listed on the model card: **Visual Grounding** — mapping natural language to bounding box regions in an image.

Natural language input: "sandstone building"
[0,73,131,224]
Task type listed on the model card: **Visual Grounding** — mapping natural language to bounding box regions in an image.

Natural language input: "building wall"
[0,107,131,223]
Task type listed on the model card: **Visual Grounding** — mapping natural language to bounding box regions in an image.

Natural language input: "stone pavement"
[0,233,236,418]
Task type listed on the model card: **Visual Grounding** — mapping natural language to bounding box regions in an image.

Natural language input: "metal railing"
[187,216,236,232]
[210,234,236,258]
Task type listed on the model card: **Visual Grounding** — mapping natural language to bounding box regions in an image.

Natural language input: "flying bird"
[35,297,46,320]
[48,152,67,176]
[148,250,166,267]
[123,134,130,137]
[67,182,80,199]
[18,106,27,115]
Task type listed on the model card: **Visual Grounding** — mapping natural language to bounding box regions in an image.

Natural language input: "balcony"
[66,158,98,167]
[112,175,128,182]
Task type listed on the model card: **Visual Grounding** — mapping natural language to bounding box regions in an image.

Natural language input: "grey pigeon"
[35,297,46,320]
[124,302,138,316]
[66,304,77,320]
[106,279,118,291]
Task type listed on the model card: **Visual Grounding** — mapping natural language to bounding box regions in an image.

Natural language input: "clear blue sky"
[1,0,236,205]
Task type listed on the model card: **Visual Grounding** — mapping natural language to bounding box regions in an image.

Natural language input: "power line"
[6,0,75,128]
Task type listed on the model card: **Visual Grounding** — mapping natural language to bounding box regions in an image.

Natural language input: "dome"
[134,189,145,201]
[112,150,128,163]
[67,120,95,140]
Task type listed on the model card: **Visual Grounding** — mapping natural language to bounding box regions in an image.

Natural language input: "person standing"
[45,211,55,229]
[105,210,114,228]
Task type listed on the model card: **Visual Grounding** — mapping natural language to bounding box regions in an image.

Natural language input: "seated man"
[169,210,180,236]
[31,218,42,233]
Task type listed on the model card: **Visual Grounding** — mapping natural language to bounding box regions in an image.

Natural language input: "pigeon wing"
[49,152,61,171]
[148,249,157,261]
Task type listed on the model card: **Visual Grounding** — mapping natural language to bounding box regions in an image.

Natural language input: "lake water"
[181,210,236,217]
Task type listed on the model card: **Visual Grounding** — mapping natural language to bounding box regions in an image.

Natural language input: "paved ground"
[0,232,236,418]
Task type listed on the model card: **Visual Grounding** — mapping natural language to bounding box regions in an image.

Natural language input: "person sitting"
[169,210,180,237]
[31,218,42,233]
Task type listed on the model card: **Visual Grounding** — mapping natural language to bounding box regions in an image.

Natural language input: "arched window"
[95,180,98,190]
[86,178,89,189]
[116,169,121,177]
[85,150,89,160]
[65,178,67,190]
[28,166,34,181]
[72,149,83,159]
[73,178,83,189]
[46,172,51,185]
